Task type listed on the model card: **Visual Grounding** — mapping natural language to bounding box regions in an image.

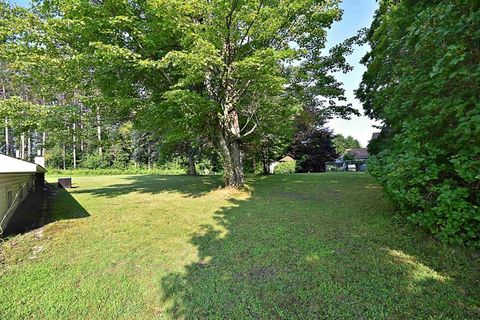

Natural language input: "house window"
[7,190,13,209]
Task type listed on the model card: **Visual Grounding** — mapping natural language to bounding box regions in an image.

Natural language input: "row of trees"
[1,0,361,185]
[0,91,360,174]
[0,95,175,170]
[358,0,479,247]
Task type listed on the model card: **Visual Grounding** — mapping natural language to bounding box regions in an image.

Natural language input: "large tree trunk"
[227,138,244,187]
[217,49,245,187]
[217,120,244,187]
[217,132,232,184]
[208,31,248,187]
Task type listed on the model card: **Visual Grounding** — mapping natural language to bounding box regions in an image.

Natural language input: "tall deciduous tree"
[288,104,338,172]
[333,134,361,155]
[33,0,357,187]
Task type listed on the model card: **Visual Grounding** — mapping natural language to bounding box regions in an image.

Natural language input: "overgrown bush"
[358,1,480,247]
[80,153,110,169]
[274,161,296,174]
[196,158,217,175]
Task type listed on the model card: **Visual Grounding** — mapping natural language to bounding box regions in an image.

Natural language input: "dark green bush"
[274,161,296,174]
[358,1,480,247]
[80,153,110,169]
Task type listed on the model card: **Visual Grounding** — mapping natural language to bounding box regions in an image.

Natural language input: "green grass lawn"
[1,173,479,319]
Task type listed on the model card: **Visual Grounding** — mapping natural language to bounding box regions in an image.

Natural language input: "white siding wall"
[0,173,35,233]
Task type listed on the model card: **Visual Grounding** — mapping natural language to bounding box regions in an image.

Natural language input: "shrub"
[274,161,296,174]
[196,158,216,175]
[358,1,480,247]
[45,146,72,169]
[80,154,110,169]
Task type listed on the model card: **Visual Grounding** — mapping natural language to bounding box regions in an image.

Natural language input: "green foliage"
[195,158,217,175]
[79,153,110,170]
[274,161,296,174]
[44,146,69,169]
[290,127,337,173]
[158,159,188,174]
[7,0,358,187]
[357,0,480,247]
[333,134,361,156]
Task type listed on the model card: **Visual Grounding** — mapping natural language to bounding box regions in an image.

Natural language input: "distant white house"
[0,154,46,234]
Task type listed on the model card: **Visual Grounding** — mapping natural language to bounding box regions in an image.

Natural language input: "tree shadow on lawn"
[71,174,224,199]
[159,176,480,319]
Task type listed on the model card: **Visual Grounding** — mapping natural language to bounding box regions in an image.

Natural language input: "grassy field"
[1,173,479,319]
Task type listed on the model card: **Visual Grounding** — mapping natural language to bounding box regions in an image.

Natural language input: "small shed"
[0,154,46,234]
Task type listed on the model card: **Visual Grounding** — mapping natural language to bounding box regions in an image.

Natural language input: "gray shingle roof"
[344,148,369,160]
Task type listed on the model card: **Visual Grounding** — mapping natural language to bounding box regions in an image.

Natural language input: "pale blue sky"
[325,0,380,146]
[10,0,29,6]
[10,0,379,146]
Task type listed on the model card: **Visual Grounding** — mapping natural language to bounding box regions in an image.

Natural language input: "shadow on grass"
[49,187,90,221]
[158,175,480,319]
[71,175,224,199]
[3,184,89,237]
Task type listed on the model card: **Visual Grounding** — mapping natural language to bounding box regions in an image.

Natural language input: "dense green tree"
[288,105,338,172]
[289,127,337,173]
[357,0,480,246]
[333,134,361,155]
[30,0,357,187]
[0,1,146,168]
[1,0,360,184]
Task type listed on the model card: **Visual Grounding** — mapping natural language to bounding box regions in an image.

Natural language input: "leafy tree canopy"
[19,0,359,186]
[333,133,361,156]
